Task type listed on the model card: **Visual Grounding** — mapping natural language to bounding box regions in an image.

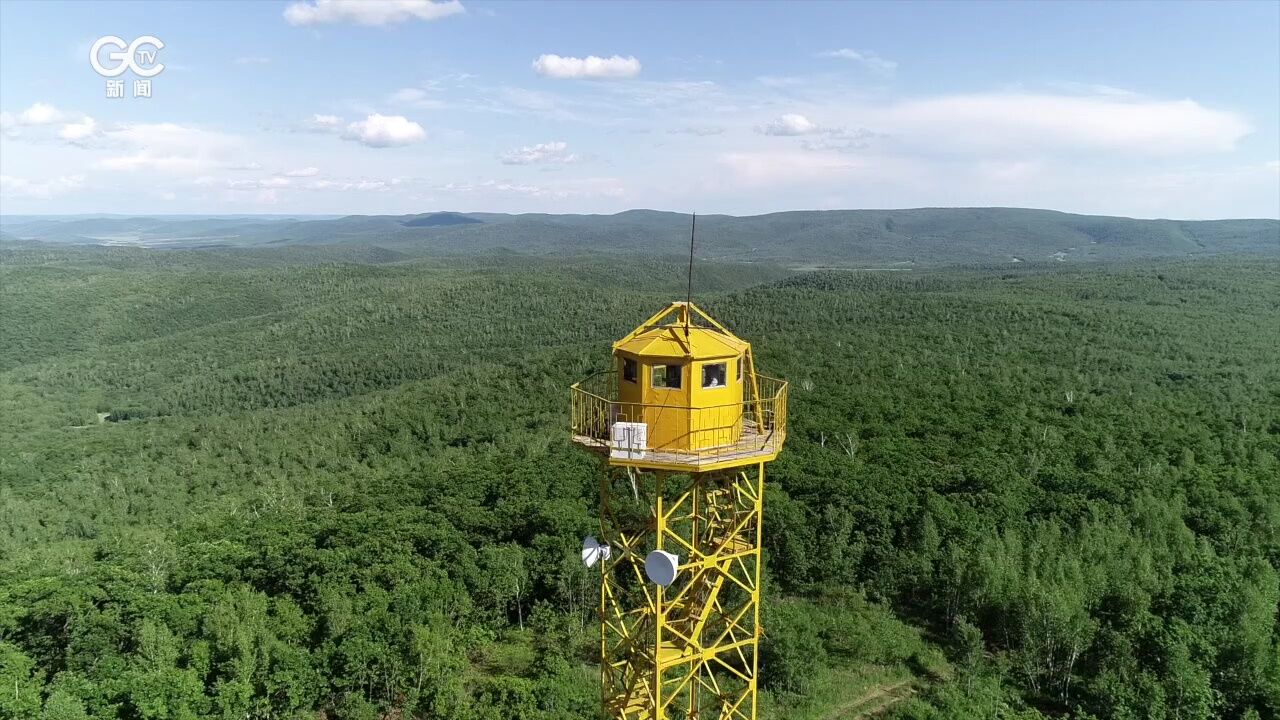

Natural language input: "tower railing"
[570,371,788,464]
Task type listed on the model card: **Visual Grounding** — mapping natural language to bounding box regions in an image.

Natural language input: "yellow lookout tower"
[571,301,788,720]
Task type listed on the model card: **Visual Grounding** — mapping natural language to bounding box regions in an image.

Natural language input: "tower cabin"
[570,301,787,473]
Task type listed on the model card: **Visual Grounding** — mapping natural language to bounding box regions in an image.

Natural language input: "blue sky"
[1,0,1277,218]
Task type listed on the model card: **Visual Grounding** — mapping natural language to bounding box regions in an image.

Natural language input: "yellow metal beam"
[597,465,765,720]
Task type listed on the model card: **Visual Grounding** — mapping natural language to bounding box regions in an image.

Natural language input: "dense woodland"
[1,244,1277,719]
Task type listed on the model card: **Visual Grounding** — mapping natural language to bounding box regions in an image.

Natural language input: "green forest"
[1,244,1277,719]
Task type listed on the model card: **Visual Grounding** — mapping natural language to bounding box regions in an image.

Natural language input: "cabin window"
[737,357,743,380]
[623,357,638,383]
[652,364,682,389]
[702,362,727,388]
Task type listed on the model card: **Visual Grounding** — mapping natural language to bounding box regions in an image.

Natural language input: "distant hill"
[402,212,484,227]
[2,208,1276,266]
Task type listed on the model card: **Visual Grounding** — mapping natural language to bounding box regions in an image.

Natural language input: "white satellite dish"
[644,550,680,587]
[582,536,611,568]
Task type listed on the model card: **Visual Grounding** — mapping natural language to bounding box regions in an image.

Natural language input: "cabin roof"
[611,301,749,360]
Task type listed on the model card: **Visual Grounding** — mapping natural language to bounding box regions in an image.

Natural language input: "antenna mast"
[685,212,696,339]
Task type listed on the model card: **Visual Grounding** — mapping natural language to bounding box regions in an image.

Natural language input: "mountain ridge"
[2,207,1276,267]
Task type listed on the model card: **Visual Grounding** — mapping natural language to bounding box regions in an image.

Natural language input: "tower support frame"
[596,462,766,720]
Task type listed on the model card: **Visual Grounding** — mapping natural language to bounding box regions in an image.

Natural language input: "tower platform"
[570,371,787,473]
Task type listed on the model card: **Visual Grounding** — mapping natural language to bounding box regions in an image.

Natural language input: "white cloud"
[350,179,390,191]
[441,177,624,200]
[1053,82,1138,98]
[801,128,878,153]
[758,113,821,136]
[532,54,641,79]
[341,113,426,147]
[598,79,720,109]
[284,0,463,26]
[499,87,559,112]
[1,102,79,137]
[227,177,291,190]
[745,93,1249,158]
[0,173,86,199]
[58,117,100,144]
[98,155,204,173]
[974,160,1042,184]
[0,71,1266,217]
[718,151,857,186]
[500,141,578,165]
[390,87,447,110]
[818,48,898,73]
[305,178,390,191]
[877,93,1251,155]
[302,114,344,134]
[391,87,427,103]
[96,123,244,174]
[669,126,726,136]
[444,180,543,196]
[18,102,67,125]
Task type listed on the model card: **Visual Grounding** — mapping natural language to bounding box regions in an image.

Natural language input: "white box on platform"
[610,422,647,460]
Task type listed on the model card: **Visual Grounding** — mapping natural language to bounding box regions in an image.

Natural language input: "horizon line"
[3,206,1279,223]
